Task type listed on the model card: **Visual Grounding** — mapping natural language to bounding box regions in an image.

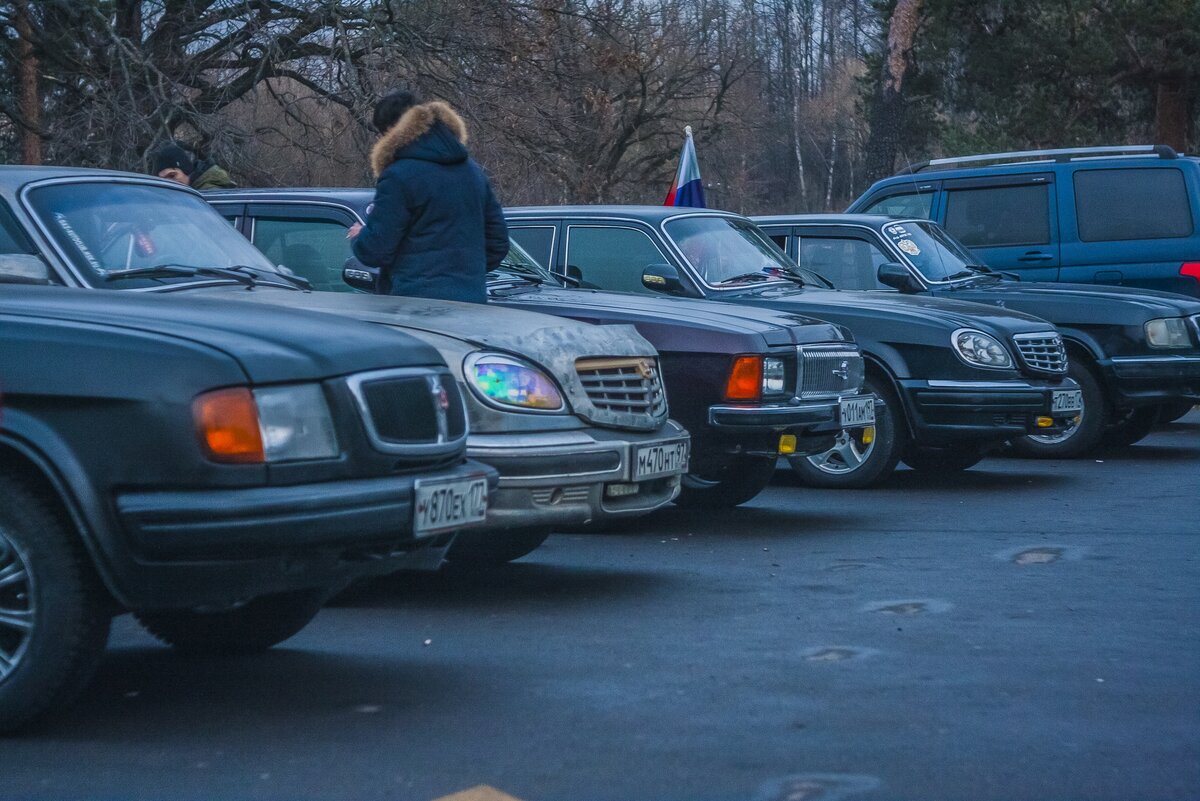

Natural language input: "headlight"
[763,356,787,395]
[464,353,565,411]
[952,329,1013,369]
[193,384,339,464]
[1145,317,1191,348]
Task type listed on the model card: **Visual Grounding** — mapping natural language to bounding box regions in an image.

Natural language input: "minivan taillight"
[1180,262,1200,282]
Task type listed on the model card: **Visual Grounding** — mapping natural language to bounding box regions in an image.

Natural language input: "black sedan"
[204,188,874,507]
[504,206,1082,488]
[755,214,1200,456]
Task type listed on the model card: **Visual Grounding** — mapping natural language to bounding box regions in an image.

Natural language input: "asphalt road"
[3,413,1198,801]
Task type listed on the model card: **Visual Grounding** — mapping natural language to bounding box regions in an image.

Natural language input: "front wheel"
[901,443,984,473]
[1155,401,1195,425]
[135,588,326,656]
[1100,406,1159,448]
[0,476,110,733]
[676,455,777,508]
[1010,359,1108,459]
[789,376,903,489]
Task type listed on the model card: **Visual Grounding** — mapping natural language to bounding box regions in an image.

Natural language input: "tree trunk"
[1155,79,1189,153]
[863,0,922,183]
[14,0,42,165]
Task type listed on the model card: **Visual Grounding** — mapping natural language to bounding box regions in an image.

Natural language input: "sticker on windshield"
[896,238,921,256]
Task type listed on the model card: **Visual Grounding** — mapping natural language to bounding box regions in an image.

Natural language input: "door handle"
[1017,251,1054,262]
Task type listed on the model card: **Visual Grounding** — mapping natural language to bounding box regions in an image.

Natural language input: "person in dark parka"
[349,92,508,303]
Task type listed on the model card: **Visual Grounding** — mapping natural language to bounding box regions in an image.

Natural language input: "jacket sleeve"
[482,178,509,271]
[352,168,410,269]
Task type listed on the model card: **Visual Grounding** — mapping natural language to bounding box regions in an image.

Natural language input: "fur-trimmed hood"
[370,101,470,177]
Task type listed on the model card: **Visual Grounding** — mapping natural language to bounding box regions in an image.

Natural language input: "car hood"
[193,287,667,431]
[729,284,1057,336]
[943,280,1200,327]
[492,285,854,350]
[0,285,445,384]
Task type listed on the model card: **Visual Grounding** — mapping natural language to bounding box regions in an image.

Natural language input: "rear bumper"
[111,460,497,608]
[1101,355,1200,407]
[466,420,688,527]
[900,378,1079,446]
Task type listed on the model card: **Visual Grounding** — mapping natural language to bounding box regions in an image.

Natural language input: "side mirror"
[342,258,379,292]
[642,263,685,294]
[877,261,921,293]
[0,254,52,285]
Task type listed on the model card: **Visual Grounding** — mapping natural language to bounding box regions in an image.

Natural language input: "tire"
[0,476,110,734]
[446,528,551,565]
[1100,406,1160,448]
[135,588,326,656]
[788,374,904,489]
[676,455,777,508]
[901,443,984,473]
[1010,359,1108,459]
[1157,401,1196,425]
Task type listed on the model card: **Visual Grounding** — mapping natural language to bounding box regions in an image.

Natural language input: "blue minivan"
[848,145,1200,298]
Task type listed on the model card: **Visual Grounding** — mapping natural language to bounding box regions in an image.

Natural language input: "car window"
[944,184,1050,247]
[509,226,555,268]
[0,202,35,255]
[564,226,669,293]
[767,233,789,251]
[797,236,891,290]
[1074,168,1193,242]
[252,217,353,292]
[860,192,934,219]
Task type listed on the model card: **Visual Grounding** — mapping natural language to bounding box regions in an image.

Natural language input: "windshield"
[25,181,282,288]
[664,216,827,287]
[879,219,986,282]
[492,239,561,284]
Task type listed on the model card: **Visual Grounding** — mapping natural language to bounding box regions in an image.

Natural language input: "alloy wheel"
[1027,412,1082,445]
[806,427,876,474]
[0,529,35,683]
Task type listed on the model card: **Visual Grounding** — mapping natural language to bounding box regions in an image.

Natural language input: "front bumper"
[1101,355,1200,407]
[899,378,1080,446]
[467,420,689,528]
[110,460,498,609]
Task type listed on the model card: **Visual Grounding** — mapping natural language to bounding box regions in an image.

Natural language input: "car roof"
[0,165,182,188]
[506,205,745,223]
[752,213,894,226]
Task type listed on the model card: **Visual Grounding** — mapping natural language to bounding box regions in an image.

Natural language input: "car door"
[937,173,1060,282]
[851,182,941,220]
[242,204,359,292]
[790,227,897,292]
[1058,164,1200,294]
[560,222,699,296]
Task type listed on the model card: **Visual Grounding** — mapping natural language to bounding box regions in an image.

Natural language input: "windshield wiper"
[104,264,258,287]
[231,264,310,290]
[717,271,773,285]
[488,269,543,286]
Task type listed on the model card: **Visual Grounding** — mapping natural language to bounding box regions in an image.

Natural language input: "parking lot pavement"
[2,412,1198,801]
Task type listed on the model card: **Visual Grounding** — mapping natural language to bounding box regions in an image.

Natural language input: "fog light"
[778,434,797,455]
[606,483,640,498]
[861,426,875,445]
[1036,416,1054,428]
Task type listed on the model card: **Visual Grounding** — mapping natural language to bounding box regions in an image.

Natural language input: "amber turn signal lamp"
[1036,416,1054,428]
[725,355,763,401]
[778,434,798,455]
[193,387,265,464]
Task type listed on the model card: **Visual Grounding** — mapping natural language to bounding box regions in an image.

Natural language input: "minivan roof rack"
[897,144,1179,175]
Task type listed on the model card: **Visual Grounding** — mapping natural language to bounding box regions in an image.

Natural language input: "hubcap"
[805,428,876,474]
[0,530,35,683]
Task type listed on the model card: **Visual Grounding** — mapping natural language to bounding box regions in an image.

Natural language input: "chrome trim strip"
[344,367,469,456]
[1110,355,1200,363]
[926,380,1035,388]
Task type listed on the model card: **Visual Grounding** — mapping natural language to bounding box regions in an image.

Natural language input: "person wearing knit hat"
[147,141,236,190]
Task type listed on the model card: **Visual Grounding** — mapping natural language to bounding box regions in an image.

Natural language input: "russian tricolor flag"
[664,125,706,208]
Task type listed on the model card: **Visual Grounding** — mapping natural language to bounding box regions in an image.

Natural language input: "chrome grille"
[532,486,592,506]
[346,368,467,456]
[796,345,866,399]
[1014,332,1068,373]
[575,357,668,417]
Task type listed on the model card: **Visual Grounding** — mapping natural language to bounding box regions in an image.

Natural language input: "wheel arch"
[0,416,126,609]
[862,353,912,441]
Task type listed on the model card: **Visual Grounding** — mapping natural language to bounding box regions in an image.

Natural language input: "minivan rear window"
[1074,168,1193,242]
[944,184,1050,248]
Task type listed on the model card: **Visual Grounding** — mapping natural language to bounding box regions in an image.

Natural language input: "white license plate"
[413,475,489,537]
[1052,389,1083,413]
[840,397,876,426]
[634,441,689,480]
